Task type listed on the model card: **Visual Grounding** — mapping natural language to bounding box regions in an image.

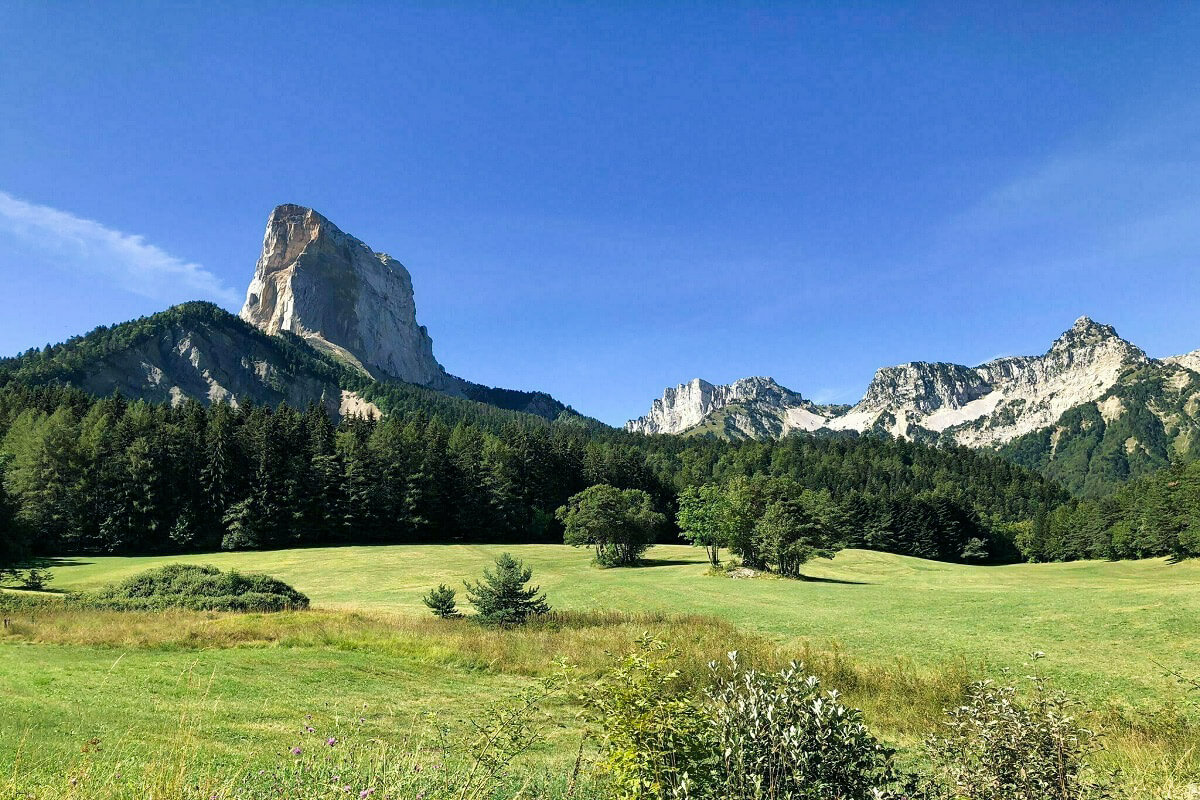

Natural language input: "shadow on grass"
[636,558,702,568]
[793,573,871,586]
[40,558,95,568]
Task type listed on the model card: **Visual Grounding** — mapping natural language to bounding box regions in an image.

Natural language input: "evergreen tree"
[464,552,550,625]
[422,584,460,618]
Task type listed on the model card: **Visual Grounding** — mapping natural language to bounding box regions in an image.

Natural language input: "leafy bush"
[22,567,52,590]
[584,637,905,800]
[87,564,309,612]
[582,635,712,798]
[465,553,550,625]
[923,657,1109,799]
[707,652,901,799]
[422,583,460,618]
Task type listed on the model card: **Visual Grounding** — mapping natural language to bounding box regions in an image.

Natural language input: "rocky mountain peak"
[240,204,454,389]
[1050,316,1126,353]
[629,315,1170,446]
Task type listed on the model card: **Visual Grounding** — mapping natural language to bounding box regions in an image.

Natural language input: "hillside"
[0,302,577,428]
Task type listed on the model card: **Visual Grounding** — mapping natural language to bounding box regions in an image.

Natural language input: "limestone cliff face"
[238,204,569,420]
[625,377,832,438]
[240,204,455,390]
[628,317,1166,447]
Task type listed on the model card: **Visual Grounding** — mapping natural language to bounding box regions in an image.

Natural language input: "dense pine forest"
[1,310,1197,566]
[0,374,1073,565]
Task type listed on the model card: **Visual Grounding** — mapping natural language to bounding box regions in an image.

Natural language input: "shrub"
[22,567,52,591]
[923,657,1109,799]
[584,638,904,800]
[422,583,460,618]
[582,635,711,799]
[464,553,550,625]
[707,652,902,799]
[87,564,309,612]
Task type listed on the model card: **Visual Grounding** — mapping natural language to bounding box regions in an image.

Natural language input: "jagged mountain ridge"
[0,205,572,422]
[627,318,1200,492]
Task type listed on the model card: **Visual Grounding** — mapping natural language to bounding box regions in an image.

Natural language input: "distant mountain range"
[627,319,1200,495]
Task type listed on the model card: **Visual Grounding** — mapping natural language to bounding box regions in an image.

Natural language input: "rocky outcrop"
[625,377,832,439]
[239,205,570,420]
[241,204,456,389]
[627,317,1163,447]
[1165,349,1200,374]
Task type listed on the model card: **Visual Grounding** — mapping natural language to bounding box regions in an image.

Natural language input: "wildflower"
[326,737,337,747]
[290,746,302,756]
[305,725,315,733]
[360,790,375,798]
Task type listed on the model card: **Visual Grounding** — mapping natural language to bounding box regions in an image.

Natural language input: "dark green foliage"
[21,567,51,590]
[0,453,27,569]
[422,583,460,618]
[464,553,550,625]
[1,336,1071,563]
[87,563,309,611]
[1018,458,1200,562]
[557,483,664,566]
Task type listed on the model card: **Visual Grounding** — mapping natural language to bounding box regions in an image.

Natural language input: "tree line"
[0,379,1074,565]
[1017,456,1200,562]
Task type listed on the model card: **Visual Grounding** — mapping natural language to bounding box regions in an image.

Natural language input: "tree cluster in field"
[0,376,1070,567]
[1018,456,1200,562]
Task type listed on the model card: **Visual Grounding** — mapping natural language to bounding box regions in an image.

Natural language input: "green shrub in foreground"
[583,636,905,799]
[87,564,309,612]
[922,656,1110,800]
[422,583,460,618]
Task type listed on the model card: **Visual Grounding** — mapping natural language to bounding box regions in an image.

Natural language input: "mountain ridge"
[627,317,1200,493]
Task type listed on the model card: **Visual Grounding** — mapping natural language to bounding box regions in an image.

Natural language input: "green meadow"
[4,545,1200,797]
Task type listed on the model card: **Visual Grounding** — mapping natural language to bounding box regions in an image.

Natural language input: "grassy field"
[4,545,1200,797]
[38,544,1200,705]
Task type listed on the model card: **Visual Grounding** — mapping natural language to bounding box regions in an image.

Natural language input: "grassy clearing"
[38,544,1200,706]
[4,545,1200,796]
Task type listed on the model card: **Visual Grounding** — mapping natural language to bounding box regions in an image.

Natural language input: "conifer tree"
[464,552,550,625]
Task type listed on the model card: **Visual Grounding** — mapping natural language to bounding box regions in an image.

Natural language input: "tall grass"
[3,606,1198,798]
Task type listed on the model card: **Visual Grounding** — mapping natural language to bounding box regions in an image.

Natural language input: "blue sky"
[2,4,1199,425]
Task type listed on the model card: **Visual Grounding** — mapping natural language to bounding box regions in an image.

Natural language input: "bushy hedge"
[87,564,309,612]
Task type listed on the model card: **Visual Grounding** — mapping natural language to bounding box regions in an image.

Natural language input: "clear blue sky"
[2,4,1199,425]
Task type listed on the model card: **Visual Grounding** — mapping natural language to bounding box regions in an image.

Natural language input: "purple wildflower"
[359,790,375,798]
[326,737,337,747]
[290,746,302,756]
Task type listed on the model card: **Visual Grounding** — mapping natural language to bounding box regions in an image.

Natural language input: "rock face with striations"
[240,204,456,390]
[627,317,1176,447]
[238,204,569,420]
[626,376,840,440]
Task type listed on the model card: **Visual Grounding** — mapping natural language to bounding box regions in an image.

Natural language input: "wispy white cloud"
[935,108,1200,273]
[0,190,240,307]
